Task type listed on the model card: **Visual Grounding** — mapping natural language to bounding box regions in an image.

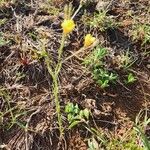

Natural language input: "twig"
[71,3,82,20]
[63,39,99,63]
[25,107,41,150]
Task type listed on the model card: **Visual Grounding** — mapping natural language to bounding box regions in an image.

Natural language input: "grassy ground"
[0,0,150,150]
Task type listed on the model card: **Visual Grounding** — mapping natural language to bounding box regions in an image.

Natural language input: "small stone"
[147,64,150,68]
[93,109,101,117]
[96,1,110,11]
[83,99,96,109]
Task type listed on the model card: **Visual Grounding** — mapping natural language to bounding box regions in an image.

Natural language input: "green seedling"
[131,23,150,45]
[36,49,48,59]
[0,32,8,47]
[41,0,61,16]
[0,18,7,26]
[28,31,38,41]
[116,50,136,70]
[93,68,118,88]
[88,137,99,150]
[0,88,27,130]
[15,72,26,82]
[84,10,119,31]
[84,47,107,66]
[134,110,150,150]
[84,47,117,88]
[65,102,90,129]
[125,73,136,84]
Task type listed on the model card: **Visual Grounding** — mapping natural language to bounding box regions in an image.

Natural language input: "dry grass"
[0,0,150,149]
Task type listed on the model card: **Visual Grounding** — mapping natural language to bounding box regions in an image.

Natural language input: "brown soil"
[0,0,149,149]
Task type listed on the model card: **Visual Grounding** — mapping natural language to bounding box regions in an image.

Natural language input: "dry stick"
[71,3,82,20]
[63,39,99,63]
[117,80,131,91]
[4,51,15,63]
[25,107,41,150]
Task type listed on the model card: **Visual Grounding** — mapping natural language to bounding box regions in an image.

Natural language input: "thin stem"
[56,34,66,76]
[45,33,66,137]
[45,58,55,79]
[58,34,65,62]
[71,3,82,20]
[53,77,63,136]
[54,34,66,136]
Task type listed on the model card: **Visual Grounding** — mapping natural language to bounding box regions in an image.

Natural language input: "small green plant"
[84,47,107,66]
[0,0,6,6]
[134,110,150,150]
[41,2,60,16]
[0,88,27,130]
[88,137,100,150]
[83,10,119,31]
[32,47,48,60]
[131,23,150,45]
[84,47,117,88]
[65,102,90,129]
[0,18,7,26]
[87,110,149,150]
[93,68,117,88]
[125,73,136,84]
[0,32,8,47]
[116,50,136,70]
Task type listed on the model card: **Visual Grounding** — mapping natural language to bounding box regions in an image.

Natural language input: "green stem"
[53,77,63,136]
[45,33,66,137]
[54,34,66,136]
[45,58,55,79]
[58,34,65,62]
[55,34,66,76]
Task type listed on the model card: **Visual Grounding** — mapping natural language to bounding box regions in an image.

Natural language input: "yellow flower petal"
[84,34,96,47]
[61,19,75,34]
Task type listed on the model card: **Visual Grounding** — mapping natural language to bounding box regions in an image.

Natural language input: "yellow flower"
[61,19,75,34]
[84,34,96,47]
